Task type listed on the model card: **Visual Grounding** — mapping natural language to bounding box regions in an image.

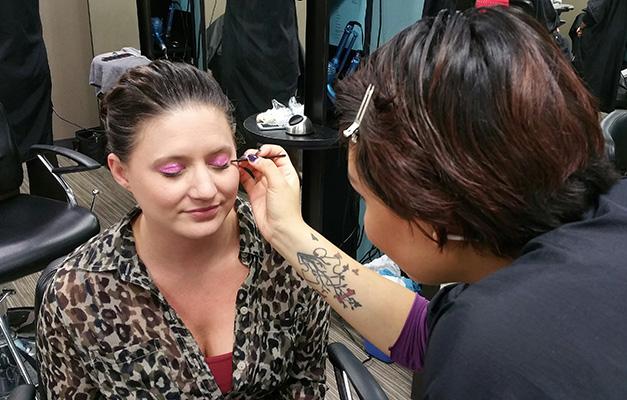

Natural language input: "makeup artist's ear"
[108,153,131,190]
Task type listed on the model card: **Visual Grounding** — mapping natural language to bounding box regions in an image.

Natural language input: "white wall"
[40,0,100,141]
[88,0,140,55]
[40,0,141,141]
[205,0,227,25]
[296,0,307,50]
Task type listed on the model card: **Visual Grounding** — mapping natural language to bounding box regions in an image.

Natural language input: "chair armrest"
[328,342,389,400]
[27,144,101,204]
[601,110,627,173]
[31,144,101,174]
[7,384,36,400]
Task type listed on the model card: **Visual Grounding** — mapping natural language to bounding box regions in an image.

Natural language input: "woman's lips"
[185,205,220,220]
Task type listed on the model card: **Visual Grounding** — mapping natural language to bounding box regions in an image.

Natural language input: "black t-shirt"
[424,178,627,399]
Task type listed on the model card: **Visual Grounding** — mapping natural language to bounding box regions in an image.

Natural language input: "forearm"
[274,221,416,354]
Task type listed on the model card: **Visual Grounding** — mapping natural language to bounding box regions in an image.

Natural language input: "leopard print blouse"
[37,197,330,399]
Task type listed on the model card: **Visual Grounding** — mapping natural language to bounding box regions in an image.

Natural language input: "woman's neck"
[455,246,513,284]
[132,209,240,277]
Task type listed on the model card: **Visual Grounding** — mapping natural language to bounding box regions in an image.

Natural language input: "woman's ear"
[107,153,130,190]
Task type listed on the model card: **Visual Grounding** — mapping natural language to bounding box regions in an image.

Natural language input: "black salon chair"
[0,257,66,400]
[10,257,69,400]
[328,342,389,400]
[602,109,627,174]
[0,102,100,394]
[7,385,35,400]
[510,0,535,15]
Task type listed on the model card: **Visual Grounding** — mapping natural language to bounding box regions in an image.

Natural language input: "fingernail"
[247,154,258,162]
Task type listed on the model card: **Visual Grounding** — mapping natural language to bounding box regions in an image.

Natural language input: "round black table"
[243,114,343,235]
[243,115,339,149]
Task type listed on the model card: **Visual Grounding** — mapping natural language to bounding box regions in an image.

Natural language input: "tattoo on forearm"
[297,247,362,310]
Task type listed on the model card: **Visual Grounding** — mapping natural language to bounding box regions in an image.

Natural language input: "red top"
[205,352,233,394]
[475,0,509,7]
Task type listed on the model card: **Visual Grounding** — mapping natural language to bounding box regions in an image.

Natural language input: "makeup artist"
[239,7,627,398]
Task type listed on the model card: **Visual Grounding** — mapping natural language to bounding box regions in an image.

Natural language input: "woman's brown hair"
[101,60,234,163]
[336,7,618,258]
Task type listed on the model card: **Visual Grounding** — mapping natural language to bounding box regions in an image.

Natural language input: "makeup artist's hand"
[238,145,304,243]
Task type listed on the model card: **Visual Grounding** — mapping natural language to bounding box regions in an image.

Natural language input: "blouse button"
[237,361,246,371]
[240,306,249,315]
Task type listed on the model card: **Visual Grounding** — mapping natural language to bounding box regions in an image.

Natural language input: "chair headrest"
[509,0,535,15]
[601,110,627,174]
[0,102,23,198]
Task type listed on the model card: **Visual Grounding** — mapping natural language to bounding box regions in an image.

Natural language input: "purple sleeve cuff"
[388,293,430,371]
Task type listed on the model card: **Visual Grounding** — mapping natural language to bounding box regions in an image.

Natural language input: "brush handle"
[230,154,287,163]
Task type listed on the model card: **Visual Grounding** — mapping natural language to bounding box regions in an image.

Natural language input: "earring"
[432,229,466,242]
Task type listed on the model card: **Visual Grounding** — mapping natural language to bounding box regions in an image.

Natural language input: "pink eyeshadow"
[210,154,230,166]
[159,163,183,174]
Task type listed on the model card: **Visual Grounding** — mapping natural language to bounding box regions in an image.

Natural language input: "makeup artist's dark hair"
[101,60,234,162]
[336,7,618,258]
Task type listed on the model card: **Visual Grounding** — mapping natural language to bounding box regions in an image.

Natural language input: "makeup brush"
[230,154,286,164]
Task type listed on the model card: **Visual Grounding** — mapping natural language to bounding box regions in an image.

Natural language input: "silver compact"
[285,114,313,136]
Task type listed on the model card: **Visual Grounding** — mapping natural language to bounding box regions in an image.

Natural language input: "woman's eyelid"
[158,162,184,175]
[209,154,231,167]
[156,153,232,174]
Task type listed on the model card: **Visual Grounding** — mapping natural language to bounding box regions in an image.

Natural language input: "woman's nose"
[188,167,218,199]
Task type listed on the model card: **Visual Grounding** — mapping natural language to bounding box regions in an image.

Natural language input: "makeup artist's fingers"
[255,144,285,157]
[239,147,296,187]
[259,146,300,187]
[244,154,287,190]
[238,164,265,188]
[238,146,303,239]
[256,145,292,166]
[238,166,256,193]
[241,145,294,173]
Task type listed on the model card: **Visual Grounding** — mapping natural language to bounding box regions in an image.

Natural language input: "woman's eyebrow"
[152,155,186,166]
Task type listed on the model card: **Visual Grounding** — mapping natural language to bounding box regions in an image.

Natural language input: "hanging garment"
[0,0,52,160]
[576,0,627,112]
[220,0,301,130]
[422,0,457,17]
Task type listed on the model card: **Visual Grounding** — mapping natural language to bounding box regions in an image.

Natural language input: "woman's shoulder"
[45,210,139,303]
